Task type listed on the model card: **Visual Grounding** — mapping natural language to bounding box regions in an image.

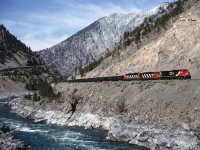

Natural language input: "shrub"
[72,88,78,94]
[116,100,125,113]
[24,94,31,100]
[33,92,39,102]
[39,83,61,100]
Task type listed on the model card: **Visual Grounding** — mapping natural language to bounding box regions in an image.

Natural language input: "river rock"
[0,125,26,150]
[108,115,200,150]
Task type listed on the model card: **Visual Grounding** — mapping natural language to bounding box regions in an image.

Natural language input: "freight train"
[67,69,191,83]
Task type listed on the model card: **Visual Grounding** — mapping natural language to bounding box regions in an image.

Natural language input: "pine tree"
[33,92,38,102]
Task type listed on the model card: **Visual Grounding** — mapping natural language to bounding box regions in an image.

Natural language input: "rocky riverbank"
[0,125,26,150]
[0,92,31,102]
[10,98,200,150]
[8,80,200,150]
[108,115,200,149]
[0,92,31,150]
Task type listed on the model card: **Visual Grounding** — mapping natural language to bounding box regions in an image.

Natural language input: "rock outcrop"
[108,115,199,150]
[0,125,26,150]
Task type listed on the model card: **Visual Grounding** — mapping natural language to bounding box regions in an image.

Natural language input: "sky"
[0,0,175,51]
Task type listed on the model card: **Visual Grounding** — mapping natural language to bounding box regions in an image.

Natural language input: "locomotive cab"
[160,69,191,79]
[176,69,191,79]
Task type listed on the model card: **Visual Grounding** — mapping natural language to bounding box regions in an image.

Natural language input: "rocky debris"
[0,92,31,102]
[67,112,112,130]
[0,77,26,93]
[11,97,73,126]
[10,98,111,130]
[0,125,26,150]
[108,115,200,150]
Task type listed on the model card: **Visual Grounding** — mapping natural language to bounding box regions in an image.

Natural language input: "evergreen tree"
[79,67,85,77]
[33,92,38,102]
[38,83,60,100]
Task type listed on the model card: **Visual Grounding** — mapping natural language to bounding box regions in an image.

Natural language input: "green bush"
[72,88,78,94]
[116,100,125,113]
[39,83,60,100]
[33,92,39,102]
[24,94,31,100]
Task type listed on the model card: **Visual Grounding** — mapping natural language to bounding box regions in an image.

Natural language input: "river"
[0,103,148,150]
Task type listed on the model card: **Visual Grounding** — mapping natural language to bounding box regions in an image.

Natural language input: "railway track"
[0,65,45,73]
[0,66,33,72]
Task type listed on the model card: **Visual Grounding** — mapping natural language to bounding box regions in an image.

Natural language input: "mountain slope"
[38,4,169,76]
[0,25,60,91]
[0,25,44,69]
[83,0,200,79]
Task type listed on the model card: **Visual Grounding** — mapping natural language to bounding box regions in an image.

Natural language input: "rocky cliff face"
[38,4,168,76]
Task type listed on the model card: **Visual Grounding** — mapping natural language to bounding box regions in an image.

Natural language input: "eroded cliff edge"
[10,80,200,149]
